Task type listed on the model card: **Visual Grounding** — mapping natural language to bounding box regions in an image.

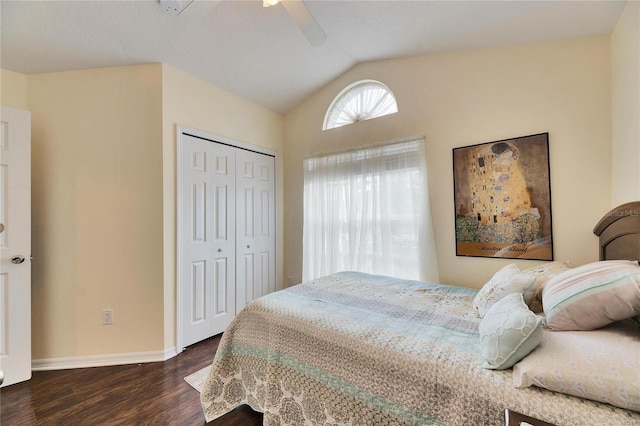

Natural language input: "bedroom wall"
[28,64,165,361]
[1,62,284,363]
[160,64,284,352]
[24,63,284,362]
[611,1,640,206]
[1,68,29,110]
[284,36,612,290]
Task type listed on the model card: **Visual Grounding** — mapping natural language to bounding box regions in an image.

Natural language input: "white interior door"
[236,150,276,312]
[0,106,31,387]
[179,134,236,348]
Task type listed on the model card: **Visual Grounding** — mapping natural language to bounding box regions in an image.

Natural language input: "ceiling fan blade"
[281,0,326,46]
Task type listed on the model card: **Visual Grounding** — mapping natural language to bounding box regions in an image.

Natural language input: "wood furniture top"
[593,201,640,261]
[505,409,556,426]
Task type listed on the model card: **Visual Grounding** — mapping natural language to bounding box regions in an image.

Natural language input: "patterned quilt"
[201,271,640,425]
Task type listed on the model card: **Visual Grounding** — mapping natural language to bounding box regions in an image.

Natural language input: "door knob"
[11,255,25,264]
[0,223,4,233]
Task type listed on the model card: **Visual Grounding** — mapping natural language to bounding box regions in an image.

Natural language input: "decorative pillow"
[479,293,544,370]
[512,319,640,412]
[542,260,640,331]
[521,261,571,312]
[473,264,537,318]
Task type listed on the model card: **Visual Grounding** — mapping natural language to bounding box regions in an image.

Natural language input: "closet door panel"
[179,135,236,348]
[236,150,276,311]
[209,146,237,332]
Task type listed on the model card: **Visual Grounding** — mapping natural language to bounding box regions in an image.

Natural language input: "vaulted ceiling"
[1,1,626,113]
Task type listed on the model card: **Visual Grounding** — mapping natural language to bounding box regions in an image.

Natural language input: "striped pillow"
[542,260,640,331]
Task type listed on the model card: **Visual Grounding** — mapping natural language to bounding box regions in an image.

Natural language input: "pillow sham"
[512,319,640,412]
[520,261,571,312]
[479,293,543,370]
[542,260,640,331]
[473,264,537,318]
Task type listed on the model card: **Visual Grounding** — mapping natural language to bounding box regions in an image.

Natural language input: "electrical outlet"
[102,309,113,325]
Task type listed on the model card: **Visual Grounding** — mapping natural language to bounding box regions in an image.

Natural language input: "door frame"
[176,125,280,352]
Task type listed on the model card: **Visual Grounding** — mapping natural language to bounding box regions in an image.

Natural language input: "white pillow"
[512,319,640,412]
[542,260,640,330]
[473,264,537,318]
[479,293,543,370]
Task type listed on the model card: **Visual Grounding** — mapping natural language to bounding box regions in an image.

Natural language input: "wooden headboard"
[593,201,640,261]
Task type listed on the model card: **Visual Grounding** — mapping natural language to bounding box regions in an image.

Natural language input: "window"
[323,80,398,130]
[302,138,439,282]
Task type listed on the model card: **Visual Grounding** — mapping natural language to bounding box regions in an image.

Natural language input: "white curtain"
[302,137,439,283]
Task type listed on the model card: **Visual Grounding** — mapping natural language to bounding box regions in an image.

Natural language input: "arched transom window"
[323,80,398,130]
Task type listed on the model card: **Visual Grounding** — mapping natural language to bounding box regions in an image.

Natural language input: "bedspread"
[201,271,640,425]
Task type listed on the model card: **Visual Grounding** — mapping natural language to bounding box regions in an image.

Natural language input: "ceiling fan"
[159,0,326,46]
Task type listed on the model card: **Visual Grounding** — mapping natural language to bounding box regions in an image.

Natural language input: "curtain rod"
[306,134,425,160]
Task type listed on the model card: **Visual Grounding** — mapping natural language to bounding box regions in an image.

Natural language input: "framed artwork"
[452,133,553,260]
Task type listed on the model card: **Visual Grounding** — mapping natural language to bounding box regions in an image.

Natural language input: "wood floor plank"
[0,335,263,425]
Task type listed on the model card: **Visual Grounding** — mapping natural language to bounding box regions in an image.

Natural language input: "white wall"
[611,1,640,206]
[284,36,612,289]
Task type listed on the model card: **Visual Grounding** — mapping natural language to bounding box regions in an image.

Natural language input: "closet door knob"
[217,248,222,252]
[246,245,250,249]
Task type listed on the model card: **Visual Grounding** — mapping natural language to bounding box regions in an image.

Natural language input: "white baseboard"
[32,346,179,371]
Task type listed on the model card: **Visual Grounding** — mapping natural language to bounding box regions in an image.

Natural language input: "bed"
[201,203,640,425]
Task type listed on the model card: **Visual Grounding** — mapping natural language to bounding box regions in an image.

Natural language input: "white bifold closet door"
[179,134,275,348]
[235,149,277,312]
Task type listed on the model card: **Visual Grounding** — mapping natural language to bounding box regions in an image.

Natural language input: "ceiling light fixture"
[263,0,280,7]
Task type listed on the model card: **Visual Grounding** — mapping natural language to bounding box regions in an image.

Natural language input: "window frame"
[322,79,398,130]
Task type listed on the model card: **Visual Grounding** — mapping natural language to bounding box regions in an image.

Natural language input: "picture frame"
[452,133,553,260]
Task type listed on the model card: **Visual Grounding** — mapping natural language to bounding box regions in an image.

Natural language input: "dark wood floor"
[0,334,263,425]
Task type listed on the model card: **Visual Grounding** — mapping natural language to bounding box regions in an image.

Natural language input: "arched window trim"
[322,79,398,131]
